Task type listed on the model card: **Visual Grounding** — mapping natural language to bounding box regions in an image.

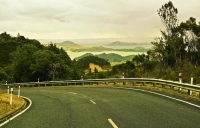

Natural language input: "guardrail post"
[191,77,193,85]
[142,82,146,86]
[7,85,9,94]
[188,77,194,95]
[123,81,126,86]
[179,73,182,83]
[132,82,136,86]
[179,73,182,91]
[199,92,200,98]
[188,90,192,95]
[122,72,126,85]
[18,86,20,97]
[10,88,13,105]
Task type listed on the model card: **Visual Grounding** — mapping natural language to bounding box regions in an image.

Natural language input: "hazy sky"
[0,0,199,40]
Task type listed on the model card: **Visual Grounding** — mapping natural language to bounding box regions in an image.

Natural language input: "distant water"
[104,45,153,49]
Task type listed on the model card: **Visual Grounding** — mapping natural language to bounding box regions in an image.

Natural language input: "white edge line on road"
[108,118,118,128]
[0,96,32,127]
[115,87,200,108]
[90,100,96,104]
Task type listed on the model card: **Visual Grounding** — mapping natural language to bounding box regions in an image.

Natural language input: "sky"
[0,0,199,42]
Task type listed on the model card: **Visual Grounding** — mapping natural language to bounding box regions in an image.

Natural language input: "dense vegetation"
[0,1,200,84]
[0,33,78,82]
[75,56,111,71]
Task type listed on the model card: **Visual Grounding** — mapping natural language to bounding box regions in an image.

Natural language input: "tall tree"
[153,1,186,68]
[180,17,200,65]
[158,1,178,39]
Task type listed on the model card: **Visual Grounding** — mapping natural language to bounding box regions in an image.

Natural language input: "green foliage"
[133,1,200,84]
[111,61,135,78]
[97,53,124,62]
[0,71,7,81]
[75,56,111,70]
[11,44,38,82]
[74,53,93,60]
[0,32,74,82]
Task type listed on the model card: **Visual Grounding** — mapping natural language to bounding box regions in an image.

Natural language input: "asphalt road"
[2,87,200,128]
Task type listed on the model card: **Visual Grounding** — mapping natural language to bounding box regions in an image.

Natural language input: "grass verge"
[0,93,25,119]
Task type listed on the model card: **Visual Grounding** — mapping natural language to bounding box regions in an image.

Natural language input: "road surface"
[2,87,200,128]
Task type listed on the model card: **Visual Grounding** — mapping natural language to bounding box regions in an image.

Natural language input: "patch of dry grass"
[0,93,25,119]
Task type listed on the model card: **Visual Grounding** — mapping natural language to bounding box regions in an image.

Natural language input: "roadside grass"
[0,92,25,119]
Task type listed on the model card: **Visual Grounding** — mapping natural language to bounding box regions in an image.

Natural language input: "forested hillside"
[0,32,78,82]
[75,56,111,72]
[75,53,135,62]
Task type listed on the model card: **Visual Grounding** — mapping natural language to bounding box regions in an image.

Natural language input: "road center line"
[108,119,118,128]
[68,92,76,94]
[90,100,96,104]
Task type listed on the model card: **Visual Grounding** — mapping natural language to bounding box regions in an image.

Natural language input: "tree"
[153,1,186,68]
[112,61,135,78]
[179,17,200,66]
[158,1,178,39]
[132,54,147,66]
[10,44,39,82]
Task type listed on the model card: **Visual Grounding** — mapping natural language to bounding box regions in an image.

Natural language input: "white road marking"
[68,92,76,94]
[108,119,118,128]
[0,96,32,127]
[115,87,200,108]
[90,100,96,104]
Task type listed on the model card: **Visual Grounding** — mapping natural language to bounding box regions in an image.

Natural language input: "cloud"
[0,0,199,40]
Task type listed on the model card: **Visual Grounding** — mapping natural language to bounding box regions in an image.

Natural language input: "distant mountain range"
[56,41,81,46]
[38,37,154,46]
[56,40,151,47]
[74,53,135,62]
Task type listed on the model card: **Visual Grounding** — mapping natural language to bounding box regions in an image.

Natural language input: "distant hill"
[57,41,81,46]
[69,46,148,52]
[107,41,135,46]
[75,53,135,62]
[75,56,111,72]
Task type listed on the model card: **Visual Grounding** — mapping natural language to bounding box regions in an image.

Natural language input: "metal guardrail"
[1,78,200,96]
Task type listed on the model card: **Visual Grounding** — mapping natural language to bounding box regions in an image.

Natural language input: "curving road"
[2,87,200,128]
